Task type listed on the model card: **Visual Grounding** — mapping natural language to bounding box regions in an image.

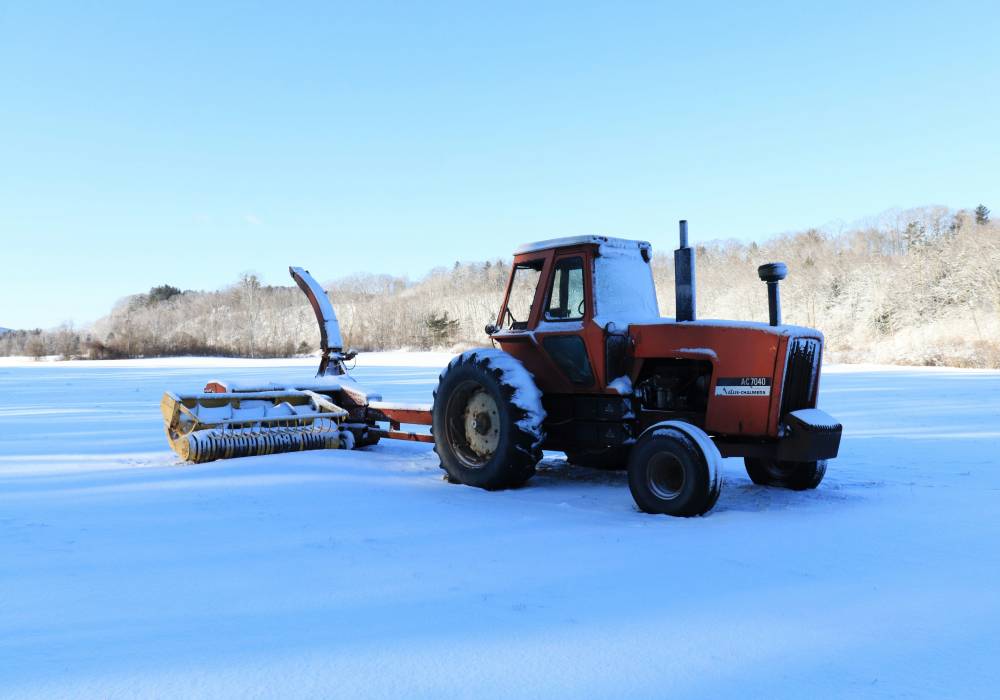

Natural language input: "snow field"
[1,355,999,698]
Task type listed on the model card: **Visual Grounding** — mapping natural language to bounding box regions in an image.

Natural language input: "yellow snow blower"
[160,388,348,463]
[161,266,426,463]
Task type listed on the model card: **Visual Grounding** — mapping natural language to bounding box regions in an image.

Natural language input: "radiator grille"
[780,338,821,415]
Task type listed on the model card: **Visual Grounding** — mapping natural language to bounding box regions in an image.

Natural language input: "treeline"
[0,276,320,360]
[3,205,998,368]
[689,205,999,367]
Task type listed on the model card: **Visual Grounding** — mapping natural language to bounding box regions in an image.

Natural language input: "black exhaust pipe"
[757,262,788,326]
[674,220,696,322]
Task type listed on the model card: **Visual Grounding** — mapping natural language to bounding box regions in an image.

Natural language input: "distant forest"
[2,204,998,368]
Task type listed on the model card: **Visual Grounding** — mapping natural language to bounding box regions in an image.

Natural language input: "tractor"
[162,222,842,516]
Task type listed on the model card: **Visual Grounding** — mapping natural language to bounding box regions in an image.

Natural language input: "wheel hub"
[463,390,500,458]
[647,453,686,501]
[472,412,492,434]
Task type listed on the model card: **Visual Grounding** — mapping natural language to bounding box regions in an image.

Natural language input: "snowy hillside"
[1,355,998,698]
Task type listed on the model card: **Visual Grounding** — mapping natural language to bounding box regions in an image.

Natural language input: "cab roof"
[514,235,652,256]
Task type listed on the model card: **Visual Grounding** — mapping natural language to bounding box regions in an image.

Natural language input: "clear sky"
[1,1,997,329]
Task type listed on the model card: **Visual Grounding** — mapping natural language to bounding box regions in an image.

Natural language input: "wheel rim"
[647,452,686,501]
[445,380,501,468]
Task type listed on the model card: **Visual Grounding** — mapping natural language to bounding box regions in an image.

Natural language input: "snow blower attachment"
[163,224,842,518]
[161,266,416,463]
[160,388,348,463]
[161,265,362,463]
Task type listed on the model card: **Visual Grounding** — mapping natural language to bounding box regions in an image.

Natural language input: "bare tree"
[25,334,47,360]
[54,322,80,360]
[238,272,262,358]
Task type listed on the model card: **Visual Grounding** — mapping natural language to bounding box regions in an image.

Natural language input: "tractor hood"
[628,318,824,340]
[625,319,824,438]
[624,318,824,365]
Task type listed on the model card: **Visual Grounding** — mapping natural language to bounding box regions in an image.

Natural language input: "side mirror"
[485,323,498,336]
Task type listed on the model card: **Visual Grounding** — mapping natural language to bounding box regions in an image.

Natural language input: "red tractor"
[163,221,841,517]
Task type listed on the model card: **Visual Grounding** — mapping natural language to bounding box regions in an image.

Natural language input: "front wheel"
[744,458,826,490]
[627,424,722,516]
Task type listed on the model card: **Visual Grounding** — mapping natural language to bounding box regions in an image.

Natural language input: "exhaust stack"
[674,220,696,322]
[757,262,788,326]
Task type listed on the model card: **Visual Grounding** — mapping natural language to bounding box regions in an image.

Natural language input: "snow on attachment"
[289,266,343,351]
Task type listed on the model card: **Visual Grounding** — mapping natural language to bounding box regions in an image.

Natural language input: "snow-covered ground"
[1,354,998,698]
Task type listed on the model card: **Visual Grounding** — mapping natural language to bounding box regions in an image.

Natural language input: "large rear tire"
[744,458,826,490]
[627,424,721,516]
[432,349,546,490]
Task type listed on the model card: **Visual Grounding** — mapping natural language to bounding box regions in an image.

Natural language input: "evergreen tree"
[146,284,182,305]
[424,312,459,346]
[975,204,990,225]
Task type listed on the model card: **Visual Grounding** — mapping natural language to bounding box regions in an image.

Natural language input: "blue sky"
[1,1,997,328]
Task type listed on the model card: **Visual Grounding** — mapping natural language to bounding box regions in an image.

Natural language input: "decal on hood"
[715,377,772,397]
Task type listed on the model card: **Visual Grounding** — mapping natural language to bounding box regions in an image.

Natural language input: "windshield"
[503,261,543,330]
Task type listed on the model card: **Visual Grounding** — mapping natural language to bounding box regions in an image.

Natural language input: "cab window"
[502,260,543,330]
[545,257,585,321]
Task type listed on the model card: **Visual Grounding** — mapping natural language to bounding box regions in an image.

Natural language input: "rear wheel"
[433,350,545,490]
[627,425,721,516]
[744,458,826,490]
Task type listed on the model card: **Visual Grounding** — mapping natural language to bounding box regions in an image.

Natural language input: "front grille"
[780,337,821,416]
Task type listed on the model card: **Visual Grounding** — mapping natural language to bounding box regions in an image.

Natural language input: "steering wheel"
[577,299,585,316]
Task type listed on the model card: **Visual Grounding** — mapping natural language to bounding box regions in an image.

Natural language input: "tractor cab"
[488,236,659,394]
[488,228,838,465]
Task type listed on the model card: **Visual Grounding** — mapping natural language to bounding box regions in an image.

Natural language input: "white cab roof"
[514,235,652,256]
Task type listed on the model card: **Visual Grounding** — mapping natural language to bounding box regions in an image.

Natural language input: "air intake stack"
[674,220,696,322]
[757,262,788,326]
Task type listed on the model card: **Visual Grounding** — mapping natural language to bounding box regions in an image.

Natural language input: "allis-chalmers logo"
[715,377,772,397]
